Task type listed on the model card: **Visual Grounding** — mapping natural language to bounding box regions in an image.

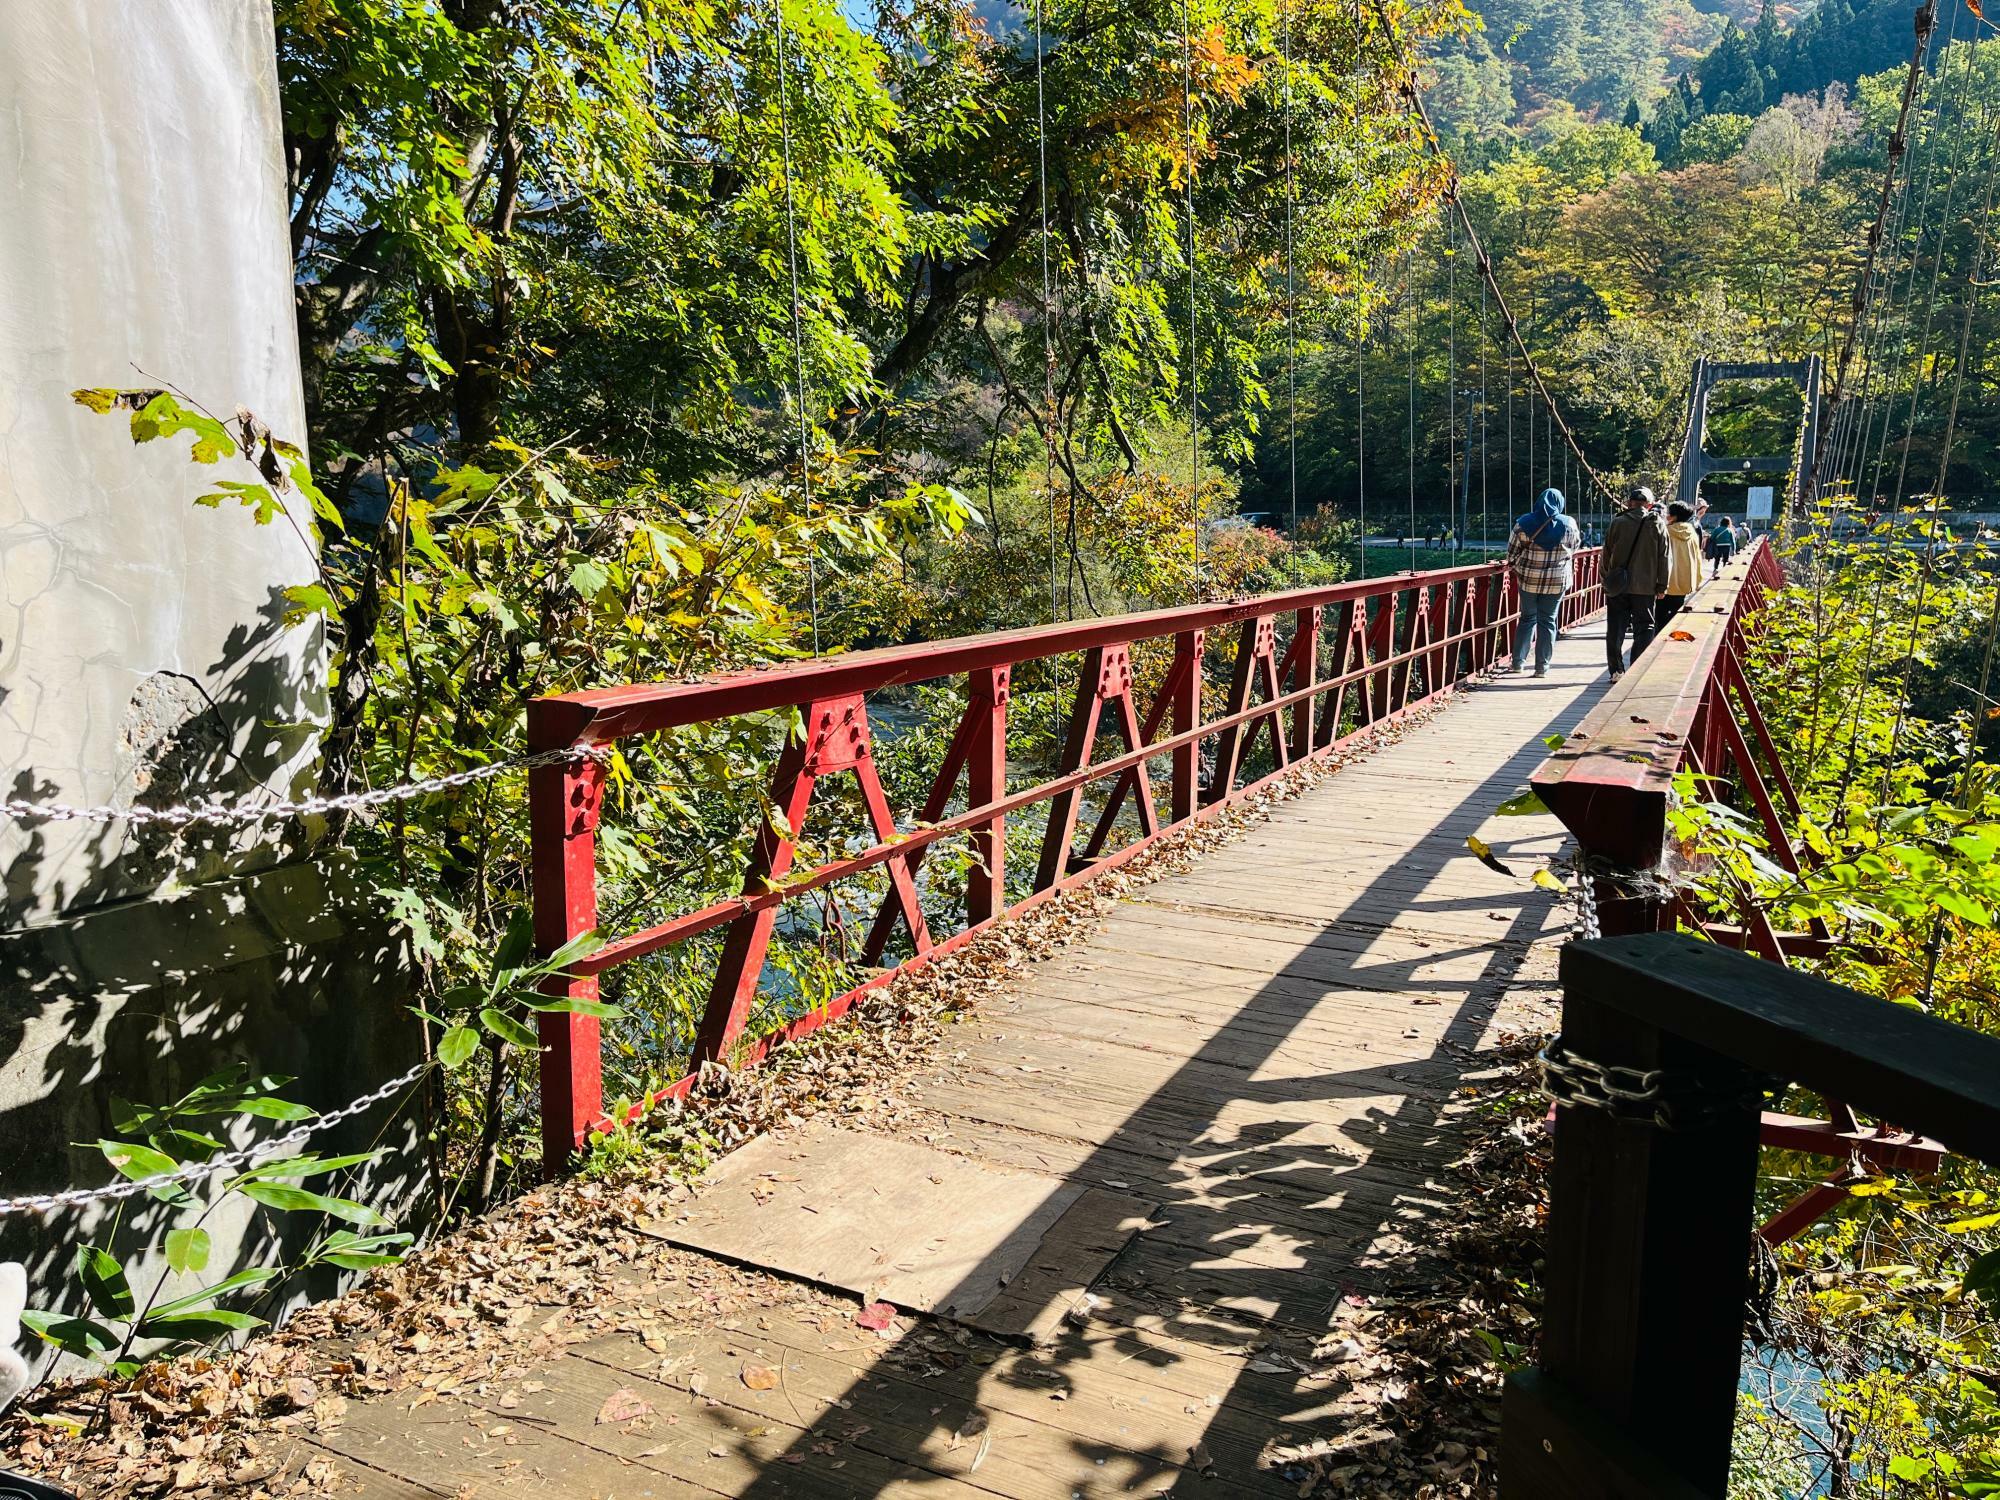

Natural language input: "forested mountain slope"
[1433,0,1931,140]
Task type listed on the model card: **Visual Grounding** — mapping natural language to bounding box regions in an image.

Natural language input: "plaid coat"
[1507,515,1579,595]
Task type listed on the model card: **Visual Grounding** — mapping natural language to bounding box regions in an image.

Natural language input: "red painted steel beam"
[531,557,1592,747]
[1530,546,1766,870]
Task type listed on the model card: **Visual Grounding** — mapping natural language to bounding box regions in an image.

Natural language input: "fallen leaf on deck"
[856,1302,895,1330]
[741,1364,779,1391]
[597,1389,654,1425]
[1465,834,1513,876]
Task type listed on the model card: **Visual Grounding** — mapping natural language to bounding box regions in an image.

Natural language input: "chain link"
[1568,853,1603,942]
[1,746,606,830]
[1538,1042,1766,1132]
[0,1061,432,1218]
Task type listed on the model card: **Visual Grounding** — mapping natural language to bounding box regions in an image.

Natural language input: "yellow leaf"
[1943,1211,2000,1234]
[1466,835,1513,877]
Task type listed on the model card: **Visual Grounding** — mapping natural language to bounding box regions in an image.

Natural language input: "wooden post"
[1501,961,1764,1497]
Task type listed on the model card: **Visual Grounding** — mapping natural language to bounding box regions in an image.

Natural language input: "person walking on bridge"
[1502,486,1578,678]
[1661,501,1704,618]
[1603,485,1669,682]
[1706,511,1738,581]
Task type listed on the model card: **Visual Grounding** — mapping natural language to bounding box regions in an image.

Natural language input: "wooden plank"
[459,1348,967,1498]
[645,1119,1155,1344]
[308,1389,706,1498]
[573,1311,1304,1499]
[271,1441,458,1498]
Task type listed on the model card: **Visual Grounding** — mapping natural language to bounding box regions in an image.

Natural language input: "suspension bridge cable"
[1446,207,1457,559]
[1350,0,1367,577]
[1833,5,1940,493]
[1479,273,1489,553]
[1884,12,1986,779]
[1357,278,1368,575]
[1283,0,1299,537]
[1868,0,1963,503]
[1406,248,1417,568]
[1836,70,1926,494]
[771,0,820,654]
[1933,51,2000,489]
[1891,9,1986,510]
[1816,0,1941,495]
[1183,0,1201,593]
[1365,1,1614,508]
[1034,0,1059,630]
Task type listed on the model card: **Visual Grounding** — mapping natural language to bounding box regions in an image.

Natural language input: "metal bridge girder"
[1675,355,1823,514]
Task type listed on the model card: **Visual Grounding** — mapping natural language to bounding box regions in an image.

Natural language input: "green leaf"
[438,1025,480,1068]
[519,995,622,1018]
[493,908,535,972]
[1965,1248,2000,1304]
[233,1151,376,1183]
[139,1309,265,1341]
[98,1138,179,1180]
[238,1182,387,1227]
[568,558,612,598]
[76,1244,134,1319]
[148,1267,280,1318]
[1496,789,1549,817]
[20,1310,119,1355]
[230,1096,318,1122]
[1888,1454,1934,1482]
[1934,890,1990,926]
[543,928,607,971]
[164,1227,211,1275]
[315,1230,414,1271]
[97,1135,194,1204]
[480,1007,540,1050]
[282,583,338,623]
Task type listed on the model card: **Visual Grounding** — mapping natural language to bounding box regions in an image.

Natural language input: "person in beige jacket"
[1660,501,1705,620]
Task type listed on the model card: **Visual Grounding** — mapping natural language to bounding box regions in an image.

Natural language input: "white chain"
[1,747,605,830]
[0,1061,431,1218]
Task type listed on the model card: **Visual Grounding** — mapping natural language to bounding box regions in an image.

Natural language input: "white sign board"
[1746,485,1775,520]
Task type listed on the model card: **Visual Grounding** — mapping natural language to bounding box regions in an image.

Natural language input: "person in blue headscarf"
[1503,487,1580,678]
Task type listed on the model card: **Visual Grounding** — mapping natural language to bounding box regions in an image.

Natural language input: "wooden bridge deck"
[302,623,1612,1498]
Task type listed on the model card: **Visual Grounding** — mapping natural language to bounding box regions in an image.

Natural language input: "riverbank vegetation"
[1666,515,2000,1493]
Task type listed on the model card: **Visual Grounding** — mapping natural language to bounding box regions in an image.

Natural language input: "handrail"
[1502,933,2000,1497]
[531,559,1561,744]
[1526,538,1945,1242]
[527,548,1606,1166]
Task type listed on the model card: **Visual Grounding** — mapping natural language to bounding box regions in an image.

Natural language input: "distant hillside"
[1723,0,1934,104]
[1430,0,1924,138]
[1430,0,1767,137]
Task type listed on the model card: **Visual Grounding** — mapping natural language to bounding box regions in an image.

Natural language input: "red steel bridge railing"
[528,548,1604,1166]
[1530,540,1944,1242]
